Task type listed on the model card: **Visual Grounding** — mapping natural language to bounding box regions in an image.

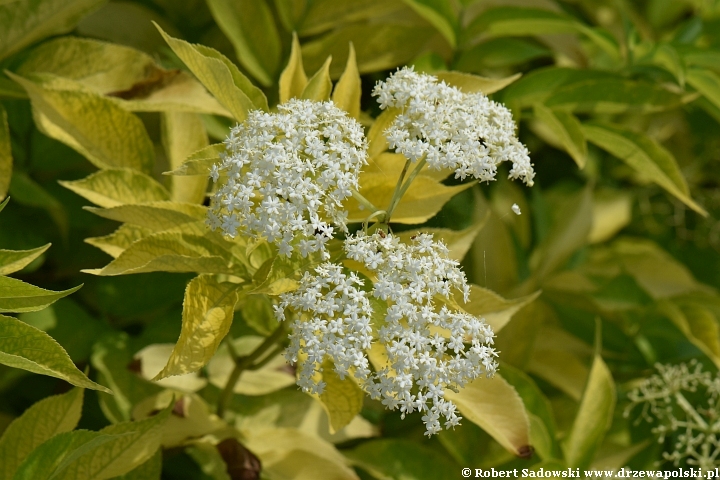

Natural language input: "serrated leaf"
[0,388,83,480]
[161,112,209,204]
[13,409,170,480]
[0,277,80,313]
[206,0,281,87]
[435,71,521,95]
[279,33,307,103]
[155,25,267,123]
[155,275,239,379]
[85,202,207,231]
[84,231,242,276]
[207,336,295,396]
[346,439,459,480]
[332,43,361,119]
[164,144,224,177]
[8,73,154,172]
[582,122,706,215]
[316,360,364,434]
[86,224,152,259]
[302,56,333,102]
[0,105,10,200]
[0,244,49,276]
[0,313,109,392]
[563,354,616,469]
[60,169,169,208]
[0,0,105,62]
[445,373,531,456]
[401,0,457,47]
[533,104,586,168]
[458,285,540,333]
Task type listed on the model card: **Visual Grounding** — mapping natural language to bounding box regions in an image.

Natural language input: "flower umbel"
[373,67,534,186]
[207,99,367,259]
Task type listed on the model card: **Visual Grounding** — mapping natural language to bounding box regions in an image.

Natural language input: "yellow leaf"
[85,202,207,231]
[445,373,531,456]
[85,224,152,259]
[364,152,448,181]
[332,43,361,118]
[367,109,398,159]
[435,71,522,94]
[458,285,540,333]
[396,221,486,262]
[528,329,590,402]
[279,33,308,103]
[164,143,225,177]
[302,56,333,101]
[316,360,364,434]
[134,345,208,393]
[161,112,209,204]
[60,169,170,208]
[8,73,154,172]
[155,275,240,378]
[0,105,10,200]
[588,189,631,244]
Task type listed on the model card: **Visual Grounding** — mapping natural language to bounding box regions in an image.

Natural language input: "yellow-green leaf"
[582,122,706,215]
[367,110,398,159]
[458,285,540,333]
[396,222,486,262]
[60,169,169,208]
[527,328,590,401]
[332,43,361,119]
[9,171,68,237]
[85,202,207,231]
[302,56,333,102]
[13,408,170,480]
[533,104,586,168]
[687,68,720,111]
[346,439,459,480]
[155,25,267,122]
[0,243,49,276]
[85,224,152,259]
[445,373,531,456]
[8,73,154,172]
[0,277,80,313]
[114,451,162,480]
[0,105,10,200]
[161,112,209,204]
[279,33,308,103]
[435,71,521,95]
[317,360,364,434]
[400,0,457,47]
[0,313,109,392]
[134,345,208,393]
[563,354,616,469]
[155,275,240,379]
[0,0,105,62]
[660,300,720,368]
[206,0,281,87]
[0,388,83,480]
[164,144,224,177]
[588,189,631,244]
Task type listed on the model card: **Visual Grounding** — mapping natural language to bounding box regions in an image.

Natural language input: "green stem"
[385,157,427,223]
[217,324,287,418]
[675,392,709,431]
[384,158,411,222]
[351,189,380,215]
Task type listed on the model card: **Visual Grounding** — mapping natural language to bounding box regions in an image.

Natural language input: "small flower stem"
[351,189,381,215]
[385,157,427,223]
[385,158,411,221]
[675,391,709,431]
[217,324,287,418]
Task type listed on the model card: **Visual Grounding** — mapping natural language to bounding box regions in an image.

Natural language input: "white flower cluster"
[278,232,498,436]
[206,99,367,259]
[373,67,534,186]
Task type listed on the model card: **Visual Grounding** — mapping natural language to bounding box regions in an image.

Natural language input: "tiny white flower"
[511,203,522,215]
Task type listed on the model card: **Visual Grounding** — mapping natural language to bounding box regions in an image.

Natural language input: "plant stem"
[385,157,427,223]
[675,392,709,431]
[351,189,381,215]
[216,324,287,418]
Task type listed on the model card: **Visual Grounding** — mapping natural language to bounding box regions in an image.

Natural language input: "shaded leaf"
[401,0,457,47]
[114,450,162,480]
[85,202,207,231]
[533,104,586,168]
[155,275,240,379]
[435,71,521,95]
[687,68,720,111]
[134,344,208,392]
[0,243,50,276]
[660,300,720,368]
[346,439,458,480]
[458,285,540,333]
[0,105,10,200]
[9,171,68,237]
[60,169,169,208]
[588,190,631,244]
[0,313,109,392]
[0,388,83,480]
[332,43,361,119]
[279,33,307,103]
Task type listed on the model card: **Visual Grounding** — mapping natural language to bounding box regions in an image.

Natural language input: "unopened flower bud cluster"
[373,67,534,186]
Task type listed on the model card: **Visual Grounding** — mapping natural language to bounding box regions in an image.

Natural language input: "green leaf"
[9,171,68,237]
[83,232,242,276]
[0,244,49,276]
[0,388,83,480]
[582,122,706,215]
[458,285,540,333]
[155,275,240,379]
[161,112,209,204]
[346,439,460,480]
[155,24,268,122]
[563,354,616,469]
[279,33,308,103]
[0,105,10,200]
[445,373,531,456]
[298,0,400,37]
[533,104,586,168]
[13,408,170,480]
[85,202,207,231]
[435,71,521,95]
[164,144,224,177]
[528,337,589,402]
[332,43,361,119]
[660,300,720,368]
[114,451,161,480]
[0,313,109,392]
[0,277,80,313]
[0,196,8,213]
[206,0,281,87]
[0,0,105,62]
[401,0,457,47]
[455,38,550,71]
[687,68,720,111]
[8,73,154,172]
[316,359,364,434]
[60,169,169,209]
[302,57,333,102]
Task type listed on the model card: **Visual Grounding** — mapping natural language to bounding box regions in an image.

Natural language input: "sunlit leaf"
[164,144,224,177]
[0,313,109,392]
[445,374,531,456]
[582,122,706,215]
[60,169,169,208]
[533,104,586,168]
[155,275,240,379]
[134,344,208,392]
[302,57,333,102]
[0,388,83,480]
[85,224,152,259]
[279,33,308,103]
[458,285,540,333]
[563,354,616,469]
[0,243,49,276]
[0,277,80,313]
[332,43,361,119]
[161,112,209,204]
[315,359,364,434]
[85,202,207,231]
[396,222,486,262]
[435,71,521,95]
